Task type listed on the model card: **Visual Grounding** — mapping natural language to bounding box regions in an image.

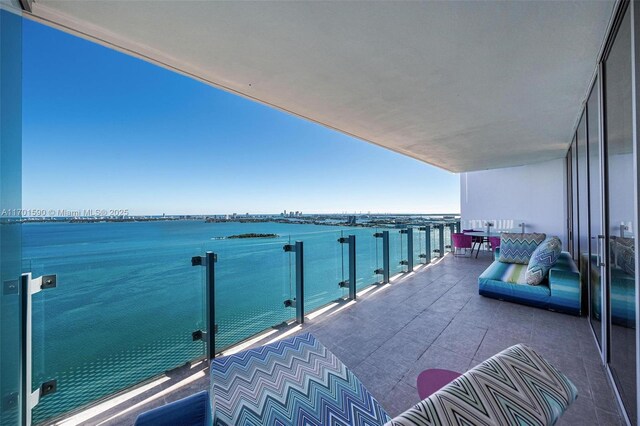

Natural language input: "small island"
[227,233,279,239]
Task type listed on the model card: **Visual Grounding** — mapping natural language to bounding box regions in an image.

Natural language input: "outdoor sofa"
[478,234,582,315]
[135,332,577,426]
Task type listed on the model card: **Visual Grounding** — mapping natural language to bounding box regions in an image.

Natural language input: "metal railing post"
[338,235,357,300]
[421,225,432,264]
[21,273,58,426]
[294,241,304,322]
[348,235,356,299]
[284,241,304,323]
[205,252,216,359]
[438,224,445,257]
[406,228,414,271]
[382,231,390,282]
[192,252,217,360]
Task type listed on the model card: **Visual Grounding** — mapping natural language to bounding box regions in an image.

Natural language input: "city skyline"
[22,19,460,215]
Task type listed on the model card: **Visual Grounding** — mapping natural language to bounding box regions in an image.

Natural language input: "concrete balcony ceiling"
[26,0,615,172]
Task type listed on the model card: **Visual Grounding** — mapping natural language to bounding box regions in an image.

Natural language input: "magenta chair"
[452,233,473,257]
[488,236,501,252]
[463,229,485,256]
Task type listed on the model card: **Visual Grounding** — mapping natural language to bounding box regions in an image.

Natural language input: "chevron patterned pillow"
[498,233,546,264]
[211,332,391,426]
[386,344,578,426]
[525,236,562,285]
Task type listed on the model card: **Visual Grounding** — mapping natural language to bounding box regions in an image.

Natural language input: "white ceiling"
[27,0,615,172]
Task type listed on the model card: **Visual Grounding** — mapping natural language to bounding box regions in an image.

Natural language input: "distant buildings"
[281,210,303,217]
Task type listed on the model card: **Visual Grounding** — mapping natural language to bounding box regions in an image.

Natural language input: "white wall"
[460,158,568,248]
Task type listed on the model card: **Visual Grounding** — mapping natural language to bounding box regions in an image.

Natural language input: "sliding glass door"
[566,146,575,259]
[603,5,636,423]
[577,113,590,320]
[571,136,579,260]
[570,81,604,351]
[587,80,603,348]
[0,7,23,426]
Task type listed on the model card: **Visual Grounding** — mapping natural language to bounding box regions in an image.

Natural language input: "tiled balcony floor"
[66,252,624,425]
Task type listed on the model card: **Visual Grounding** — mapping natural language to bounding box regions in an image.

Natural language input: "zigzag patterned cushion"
[498,233,546,264]
[526,236,562,285]
[211,332,391,426]
[386,344,578,426]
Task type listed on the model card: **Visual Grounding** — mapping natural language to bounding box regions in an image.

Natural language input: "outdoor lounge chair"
[136,336,577,426]
[390,343,577,425]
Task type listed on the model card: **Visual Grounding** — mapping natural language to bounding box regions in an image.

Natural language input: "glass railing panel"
[413,227,424,268]
[292,230,347,314]
[444,224,453,253]
[354,228,382,290]
[493,219,522,232]
[461,219,483,231]
[462,219,521,233]
[27,221,206,424]
[206,232,293,352]
[389,228,404,275]
[430,224,441,259]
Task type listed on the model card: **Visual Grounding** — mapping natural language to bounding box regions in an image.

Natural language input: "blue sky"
[22,19,459,215]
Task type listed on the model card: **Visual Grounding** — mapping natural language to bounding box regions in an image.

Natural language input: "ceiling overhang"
[25,1,615,172]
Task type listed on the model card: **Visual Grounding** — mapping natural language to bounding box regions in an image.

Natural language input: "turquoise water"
[23,221,439,423]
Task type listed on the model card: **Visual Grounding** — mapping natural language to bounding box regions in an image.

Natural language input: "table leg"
[475,237,485,259]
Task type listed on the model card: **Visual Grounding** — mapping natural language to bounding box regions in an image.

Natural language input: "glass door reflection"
[603,6,636,423]
[587,78,603,348]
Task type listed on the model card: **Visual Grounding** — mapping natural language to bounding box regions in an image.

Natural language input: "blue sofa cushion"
[482,260,529,284]
[479,262,551,307]
[498,233,546,264]
[134,390,211,426]
[526,236,562,285]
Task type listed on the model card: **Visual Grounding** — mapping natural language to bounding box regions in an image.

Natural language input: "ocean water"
[23,220,438,423]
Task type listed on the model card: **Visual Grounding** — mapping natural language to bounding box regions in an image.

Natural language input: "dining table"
[463,230,504,258]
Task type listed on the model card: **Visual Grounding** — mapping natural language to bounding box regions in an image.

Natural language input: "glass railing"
[209,227,390,353]
[413,227,426,268]
[26,223,206,424]
[23,219,459,424]
[390,229,404,276]
[431,224,443,257]
[354,228,382,290]
[289,230,347,314]
[431,225,439,258]
[444,224,453,252]
[461,219,524,233]
[204,233,293,352]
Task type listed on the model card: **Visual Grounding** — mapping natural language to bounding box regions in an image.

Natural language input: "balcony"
[54,247,623,426]
[23,222,455,424]
[3,0,635,423]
